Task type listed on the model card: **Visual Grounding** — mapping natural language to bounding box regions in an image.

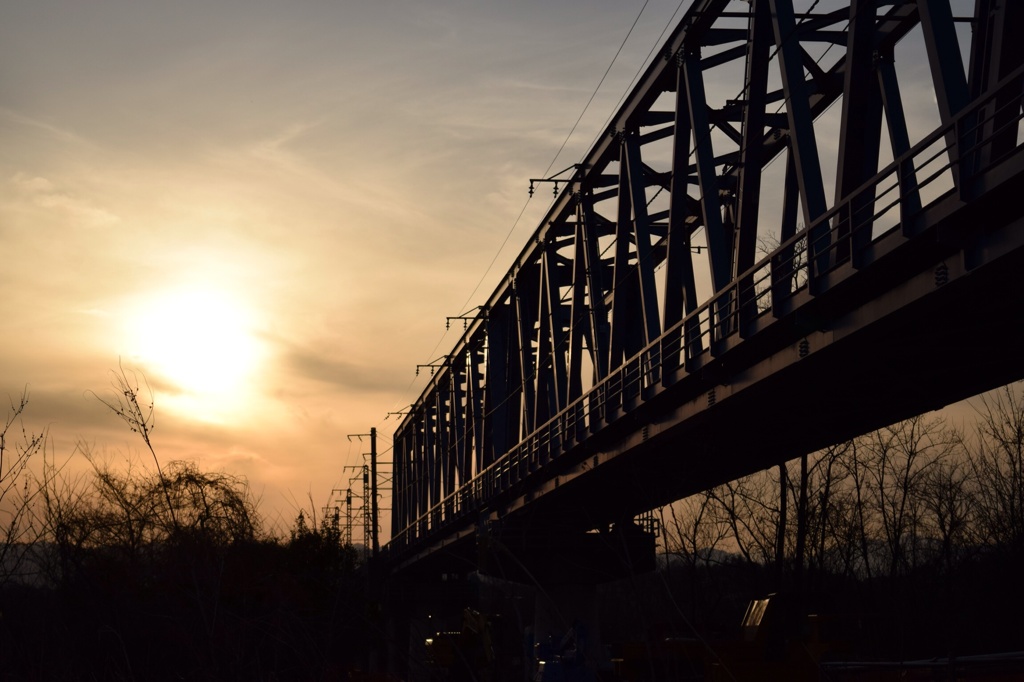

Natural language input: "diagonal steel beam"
[769,0,829,285]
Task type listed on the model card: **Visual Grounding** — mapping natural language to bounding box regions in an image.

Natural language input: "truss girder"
[735,0,773,333]
[835,0,883,266]
[389,0,1024,545]
[609,131,663,374]
[662,60,700,370]
[968,0,1024,174]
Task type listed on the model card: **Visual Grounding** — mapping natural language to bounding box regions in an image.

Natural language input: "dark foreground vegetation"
[0,373,376,681]
[413,386,1024,682]
[629,382,1024,669]
[0,476,372,680]
[2,376,1024,680]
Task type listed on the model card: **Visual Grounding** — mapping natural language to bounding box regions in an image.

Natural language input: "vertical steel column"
[622,132,662,350]
[918,0,970,192]
[663,54,699,370]
[485,301,514,464]
[834,0,882,266]
[577,195,610,384]
[771,147,802,312]
[513,266,539,438]
[877,53,922,234]
[968,0,1024,172]
[567,212,589,407]
[609,141,636,375]
[735,0,773,334]
[391,430,404,537]
[467,341,486,476]
[769,0,829,284]
[450,352,468,486]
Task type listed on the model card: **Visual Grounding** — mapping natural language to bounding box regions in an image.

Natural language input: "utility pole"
[348,428,380,556]
[370,427,379,555]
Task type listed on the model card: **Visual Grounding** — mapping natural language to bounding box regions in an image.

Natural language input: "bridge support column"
[531,582,604,679]
[384,607,408,681]
[385,520,657,680]
[383,573,475,682]
[481,518,658,680]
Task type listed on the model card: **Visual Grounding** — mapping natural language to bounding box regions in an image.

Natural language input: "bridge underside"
[532,221,1024,537]
[385,0,1024,574]
[392,147,1024,576]
[514,158,1024,535]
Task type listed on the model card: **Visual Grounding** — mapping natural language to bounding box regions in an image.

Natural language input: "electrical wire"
[392,1,863,544]
[584,0,692,161]
[542,0,652,179]
[430,0,839,446]
[458,0,657,322]
[384,0,665,427]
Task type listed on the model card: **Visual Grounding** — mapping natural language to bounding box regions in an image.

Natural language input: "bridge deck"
[385,0,1024,573]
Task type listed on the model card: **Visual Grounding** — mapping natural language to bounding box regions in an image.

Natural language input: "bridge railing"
[386,64,1024,558]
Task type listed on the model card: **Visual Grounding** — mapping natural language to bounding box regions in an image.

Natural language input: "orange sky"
[1,0,716,537]
[1,0,981,540]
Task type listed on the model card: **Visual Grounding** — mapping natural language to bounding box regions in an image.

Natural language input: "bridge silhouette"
[383,0,1024,579]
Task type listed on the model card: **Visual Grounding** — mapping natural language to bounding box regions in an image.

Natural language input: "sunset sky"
[1,0,706,533]
[2,0,987,540]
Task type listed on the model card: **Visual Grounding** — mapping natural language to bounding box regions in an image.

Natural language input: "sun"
[123,287,265,414]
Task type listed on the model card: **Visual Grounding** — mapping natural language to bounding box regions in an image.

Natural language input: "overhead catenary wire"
[382,2,950,659]
[410,0,843,446]
[540,0,653,180]
[384,0,667,429]
[377,2,686,544]
[438,0,830,391]
[391,1,864,547]
[457,0,658,321]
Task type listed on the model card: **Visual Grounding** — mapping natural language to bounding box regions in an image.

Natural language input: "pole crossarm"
[387,0,1024,563]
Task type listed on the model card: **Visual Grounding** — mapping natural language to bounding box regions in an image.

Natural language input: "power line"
[393,1,666,421]
[390,1,867,534]
[542,0,653,179]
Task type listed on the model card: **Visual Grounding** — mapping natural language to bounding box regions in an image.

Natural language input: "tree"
[793,441,853,582]
[90,365,177,529]
[711,469,782,566]
[661,489,731,625]
[0,390,46,586]
[0,367,377,680]
[920,446,975,573]
[969,382,1024,552]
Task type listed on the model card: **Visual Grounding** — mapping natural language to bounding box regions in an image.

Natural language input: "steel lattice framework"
[388,0,1024,562]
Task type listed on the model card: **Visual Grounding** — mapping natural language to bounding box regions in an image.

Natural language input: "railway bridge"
[378,0,1024,674]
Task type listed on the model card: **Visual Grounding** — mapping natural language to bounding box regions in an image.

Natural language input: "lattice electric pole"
[362,465,372,557]
[344,487,353,546]
[347,428,380,555]
[326,488,352,545]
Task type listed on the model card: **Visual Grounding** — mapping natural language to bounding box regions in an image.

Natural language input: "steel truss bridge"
[386,0,1024,572]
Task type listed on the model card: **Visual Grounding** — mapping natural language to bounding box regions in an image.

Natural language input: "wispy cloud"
[11,172,119,227]
[277,339,408,394]
[0,107,96,148]
[247,120,326,163]
[0,0,709,527]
